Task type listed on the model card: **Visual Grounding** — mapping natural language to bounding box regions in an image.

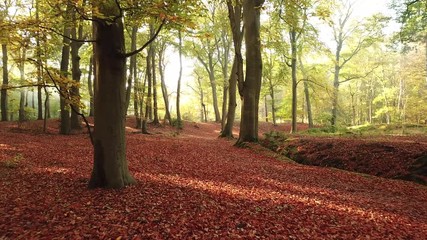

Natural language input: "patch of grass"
[2,154,23,169]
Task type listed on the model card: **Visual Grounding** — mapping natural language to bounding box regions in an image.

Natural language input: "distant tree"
[328,1,387,126]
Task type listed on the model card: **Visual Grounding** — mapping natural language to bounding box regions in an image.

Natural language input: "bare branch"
[27,58,94,145]
[339,64,380,84]
[39,25,97,43]
[122,19,166,58]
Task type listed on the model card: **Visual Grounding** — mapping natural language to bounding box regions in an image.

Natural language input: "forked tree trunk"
[158,40,171,124]
[237,0,264,144]
[88,5,135,189]
[221,1,243,138]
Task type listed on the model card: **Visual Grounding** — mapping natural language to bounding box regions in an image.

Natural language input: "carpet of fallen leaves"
[263,134,427,182]
[1,119,427,239]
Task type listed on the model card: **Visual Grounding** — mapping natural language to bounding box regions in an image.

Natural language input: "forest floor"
[0,118,426,239]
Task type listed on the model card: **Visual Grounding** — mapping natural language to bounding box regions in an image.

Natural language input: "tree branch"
[121,19,166,58]
[1,84,55,90]
[39,25,97,43]
[28,58,94,145]
[339,65,380,84]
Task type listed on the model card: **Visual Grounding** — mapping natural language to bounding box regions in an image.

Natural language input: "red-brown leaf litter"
[1,119,426,239]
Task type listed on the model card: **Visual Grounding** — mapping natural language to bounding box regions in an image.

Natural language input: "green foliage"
[262,131,288,150]
[2,154,23,169]
[171,118,183,129]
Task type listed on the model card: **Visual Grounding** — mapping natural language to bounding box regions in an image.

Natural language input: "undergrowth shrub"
[262,131,288,151]
[2,154,23,169]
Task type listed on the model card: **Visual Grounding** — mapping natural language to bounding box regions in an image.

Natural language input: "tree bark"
[36,0,43,120]
[70,19,84,130]
[237,0,264,144]
[290,30,298,133]
[1,44,8,121]
[125,27,137,114]
[158,40,171,124]
[88,4,135,189]
[299,58,313,128]
[18,47,26,122]
[151,29,159,125]
[176,30,183,128]
[59,8,71,135]
[221,1,243,138]
[87,56,94,117]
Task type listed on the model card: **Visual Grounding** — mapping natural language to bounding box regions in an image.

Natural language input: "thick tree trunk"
[1,44,8,121]
[88,6,135,189]
[237,0,264,144]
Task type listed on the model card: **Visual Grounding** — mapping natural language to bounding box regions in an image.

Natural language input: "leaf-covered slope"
[0,121,426,239]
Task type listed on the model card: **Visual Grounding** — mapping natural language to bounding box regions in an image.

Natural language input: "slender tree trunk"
[270,87,277,125]
[237,0,264,144]
[18,47,26,122]
[208,63,220,122]
[1,44,8,121]
[134,68,141,128]
[87,56,94,117]
[140,74,148,134]
[145,40,153,121]
[151,32,159,125]
[290,30,298,133]
[145,26,155,122]
[221,85,228,130]
[176,30,183,127]
[158,41,171,124]
[125,27,137,114]
[59,8,71,135]
[89,3,135,189]
[36,0,43,120]
[264,95,268,122]
[70,20,83,130]
[299,58,313,128]
[43,88,49,132]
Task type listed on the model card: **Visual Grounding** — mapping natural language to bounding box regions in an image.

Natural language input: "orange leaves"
[0,120,426,238]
